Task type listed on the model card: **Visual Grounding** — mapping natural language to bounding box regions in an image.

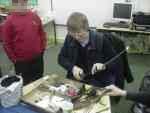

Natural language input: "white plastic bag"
[0,75,23,108]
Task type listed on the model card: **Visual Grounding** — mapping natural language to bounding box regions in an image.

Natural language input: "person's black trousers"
[14,53,44,85]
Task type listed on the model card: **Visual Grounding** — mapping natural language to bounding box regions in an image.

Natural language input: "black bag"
[132,71,150,113]
[133,12,150,25]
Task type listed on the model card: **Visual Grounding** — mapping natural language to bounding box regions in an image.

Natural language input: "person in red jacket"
[3,0,47,85]
[0,24,2,42]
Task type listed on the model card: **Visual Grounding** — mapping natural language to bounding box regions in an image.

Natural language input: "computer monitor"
[113,3,132,22]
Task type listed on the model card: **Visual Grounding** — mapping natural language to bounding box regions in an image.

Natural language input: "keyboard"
[103,22,130,28]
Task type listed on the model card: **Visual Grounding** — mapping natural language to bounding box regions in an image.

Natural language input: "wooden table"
[23,75,111,113]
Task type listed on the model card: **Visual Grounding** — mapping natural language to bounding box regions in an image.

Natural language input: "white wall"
[53,0,150,27]
[53,0,113,27]
[53,0,135,27]
[136,0,150,12]
[38,0,150,39]
[39,0,150,27]
[38,0,51,13]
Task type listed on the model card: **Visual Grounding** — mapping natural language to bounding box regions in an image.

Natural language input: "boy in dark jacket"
[3,0,47,85]
[58,12,119,87]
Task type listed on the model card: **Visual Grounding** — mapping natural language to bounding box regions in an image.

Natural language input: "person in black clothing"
[58,12,120,87]
[103,32,134,88]
[103,32,134,104]
[106,85,150,106]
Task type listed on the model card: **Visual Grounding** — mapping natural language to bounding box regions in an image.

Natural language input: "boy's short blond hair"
[67,12,89,33]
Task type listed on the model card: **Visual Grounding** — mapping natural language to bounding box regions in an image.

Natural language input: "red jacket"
[0,22,4,42]
[0,24,2,42]
[2,11,47,62]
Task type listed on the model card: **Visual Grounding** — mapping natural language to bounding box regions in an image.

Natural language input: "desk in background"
[97,27,150,54]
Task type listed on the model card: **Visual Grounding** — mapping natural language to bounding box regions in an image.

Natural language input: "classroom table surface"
[0,74,111,113]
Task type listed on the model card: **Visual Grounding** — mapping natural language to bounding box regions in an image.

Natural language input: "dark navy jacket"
[58,30,119,87]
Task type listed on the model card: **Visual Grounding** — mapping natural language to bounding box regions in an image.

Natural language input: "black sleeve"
[126,91,150,106]
[104,32,133,83]
[58,36,74,72]
[102,36,117,70]
[123,51,134,83]
[116,37,133,83]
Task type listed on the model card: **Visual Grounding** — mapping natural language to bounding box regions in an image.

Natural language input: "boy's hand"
[91,63,106,75]
[72,66,84,80]
[105,85,127,96]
